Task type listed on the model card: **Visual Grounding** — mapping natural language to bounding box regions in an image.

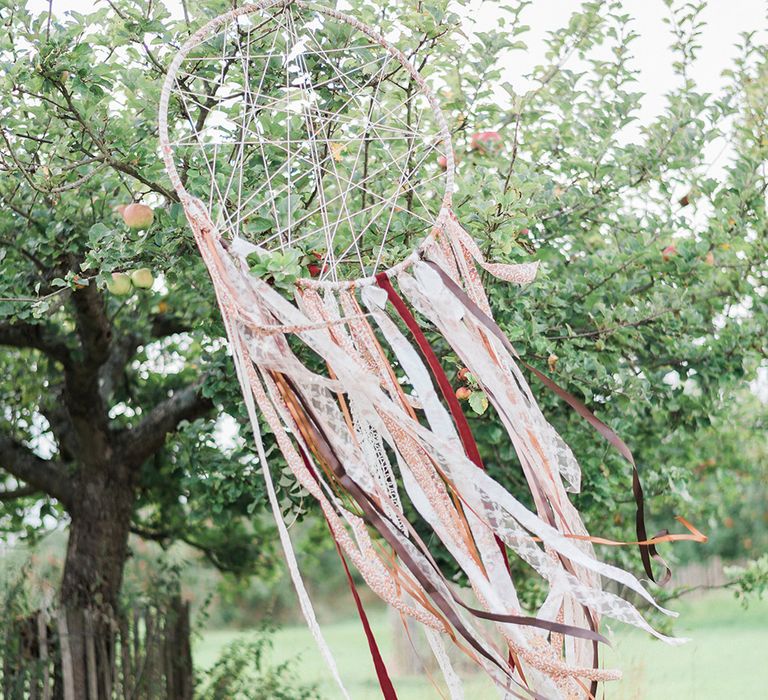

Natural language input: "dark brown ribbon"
[279,375,532,697]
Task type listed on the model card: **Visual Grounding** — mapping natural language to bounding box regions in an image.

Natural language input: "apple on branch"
[106,272,132,296]
[455,386,471,401]
[119,203,154,230]
[437,152,460,170]
[306,251,329,278]
[470,130,502,154]
[662,244,677,262]
[130,268,154,290]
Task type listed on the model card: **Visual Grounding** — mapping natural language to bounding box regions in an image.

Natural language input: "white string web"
[164,3,450,284]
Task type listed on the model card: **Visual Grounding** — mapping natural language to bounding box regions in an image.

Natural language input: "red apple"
[470,131,502,154]
[121,203,154,230]
[457,367,470,382]
[437,153,460,170]
[704,251,715,266]
[662,244,677,262]
[307,251,329,278]
[455,386,471,401]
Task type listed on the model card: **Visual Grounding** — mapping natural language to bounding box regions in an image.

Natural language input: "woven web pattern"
[162,1,451,284]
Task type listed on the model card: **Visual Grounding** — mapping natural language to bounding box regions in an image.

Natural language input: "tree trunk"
[59,468,134,696]
[60,472,134,610]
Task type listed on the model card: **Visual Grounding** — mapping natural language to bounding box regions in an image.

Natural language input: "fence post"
[4,600,194,700]
[56,609,76,700]
[98,615,114,699]
[178,600,193,700]
[118,614,132,700]
[84,609,98,700]
[2,612,14,699]
[163,597,193,700]
[164,606,176,699]
[37,610,52,700]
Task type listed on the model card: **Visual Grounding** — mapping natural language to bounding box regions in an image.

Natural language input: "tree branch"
[100,316,192,401]
[108,159,177,201]
[39,79,177,201]
[150,314,191,338]
[0,320,71,366]
[544,309,671,341]
[0,190,47,235]
[130,523,173,547]
[0,484,41,502]
[99,333,140,402]
[54,275,115,457]
[39,391,78,462]
[69,279,112,368]
[119,379,213,468]
[0,435,72,506]
[129,523,249,574]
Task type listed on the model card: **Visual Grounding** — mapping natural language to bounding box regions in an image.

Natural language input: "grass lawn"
[195,591,768,699]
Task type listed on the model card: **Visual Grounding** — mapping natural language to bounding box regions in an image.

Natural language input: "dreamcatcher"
[158,3,704,698]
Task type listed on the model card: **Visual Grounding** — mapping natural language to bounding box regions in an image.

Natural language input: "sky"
[473,0,764,119]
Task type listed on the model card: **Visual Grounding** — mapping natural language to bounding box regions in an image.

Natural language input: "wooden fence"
[669,554,733,593]
[1,598,192,700]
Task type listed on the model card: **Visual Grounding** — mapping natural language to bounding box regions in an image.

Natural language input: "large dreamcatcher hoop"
[159,3,704,699]
[159,0,455,289]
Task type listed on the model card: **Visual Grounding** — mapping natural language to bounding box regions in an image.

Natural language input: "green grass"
[601,591,768,699]
[195,591,768,699]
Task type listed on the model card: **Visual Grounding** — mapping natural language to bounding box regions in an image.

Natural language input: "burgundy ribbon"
[334,538,400,700]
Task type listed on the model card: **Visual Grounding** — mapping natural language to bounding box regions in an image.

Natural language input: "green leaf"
[468,391,489,415]
[248,217,274,234]
[88,222,110,243]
